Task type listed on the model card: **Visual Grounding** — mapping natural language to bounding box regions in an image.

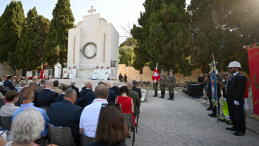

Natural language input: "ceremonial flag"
[46,62,49,68]
[152,67,160,82]
[40,63,44,79]
[246,44,259,119]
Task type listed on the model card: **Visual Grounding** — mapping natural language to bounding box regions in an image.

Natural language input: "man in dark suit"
[132,81,142,99]
[49,88,82,143]
[76,90,95,107]
[225,61,247,136]
[35,79,45,92]
[105,82,117,103]
[55,84,71,103]
[4,76,16,90]
[127,82,141,114]
[37,80,59,106]
[71,80,80,99]
[110,81,119,95]
[79,82,92,98]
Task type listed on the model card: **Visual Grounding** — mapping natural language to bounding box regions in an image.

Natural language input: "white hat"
[227,61,242,68]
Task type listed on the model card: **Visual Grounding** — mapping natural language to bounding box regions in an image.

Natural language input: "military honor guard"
[153,81,158,97]
[159,69,167,99]
[225,61,247,136]
[167,70,176,100]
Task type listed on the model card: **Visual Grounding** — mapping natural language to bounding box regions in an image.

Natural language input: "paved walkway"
[125,90,259,146]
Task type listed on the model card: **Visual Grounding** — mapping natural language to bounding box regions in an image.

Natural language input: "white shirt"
[79,98,107,138]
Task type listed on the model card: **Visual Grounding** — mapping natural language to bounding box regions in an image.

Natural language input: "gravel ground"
[125,90,259,146]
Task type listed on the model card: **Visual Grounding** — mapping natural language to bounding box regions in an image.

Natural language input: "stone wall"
[0,62,22,77]
[118,64,250,86]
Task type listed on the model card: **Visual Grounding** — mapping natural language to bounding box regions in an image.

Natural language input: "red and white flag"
[46,62,49,68]
[152,67,160,82]
[40,63,44,79]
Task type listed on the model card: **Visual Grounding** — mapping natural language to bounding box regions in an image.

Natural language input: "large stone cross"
[88,6,96,15]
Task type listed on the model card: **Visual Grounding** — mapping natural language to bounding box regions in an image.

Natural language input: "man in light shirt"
[79,84,109,138]
[0,90,19,116]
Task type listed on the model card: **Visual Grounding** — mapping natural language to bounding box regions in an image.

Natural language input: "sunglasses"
[101,103,122,111]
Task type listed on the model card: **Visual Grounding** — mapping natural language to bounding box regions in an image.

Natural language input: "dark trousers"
[228,102,246,133]
[208,94,213,108]
[200,84,204,96]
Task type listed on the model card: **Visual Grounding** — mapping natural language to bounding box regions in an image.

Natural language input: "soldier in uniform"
[167,70,176,100]
[225,61,247,136]
[159,69,167,99]
[153,81,158,97]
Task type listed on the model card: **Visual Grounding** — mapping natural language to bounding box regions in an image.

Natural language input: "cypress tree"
[0,1,25,64]
[44,0,75,67]
[14,7,50,70]
[131,0,193,75]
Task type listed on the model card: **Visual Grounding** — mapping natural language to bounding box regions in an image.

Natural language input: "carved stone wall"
[118,64,250,86]
[0,62,22,77]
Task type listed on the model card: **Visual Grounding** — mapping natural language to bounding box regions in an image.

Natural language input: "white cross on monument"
[88,6,96,15]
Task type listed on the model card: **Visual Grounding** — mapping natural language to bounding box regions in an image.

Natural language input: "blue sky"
[0,0,191,44]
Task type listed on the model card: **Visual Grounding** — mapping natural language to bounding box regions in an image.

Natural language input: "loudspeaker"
[22,70,26,76]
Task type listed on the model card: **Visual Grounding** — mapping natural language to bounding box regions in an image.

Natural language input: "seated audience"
[17,80,26,93]
[71,80,80,98]
[182,81,188,93]
[105,82,117,103]
[49,88,82,143]
[80,82,92,98]
[37,80,59,106]
[35,79,45,92]
[82,80,87,91]
[0,77,4,87]
[110,81,119,95]
[12,87,50,137]
[126,82,140,114]
[4,108,45,146]
[115,86,136,128]
[0,90,19,116]
[58,81,64,89]
[52,80,62,95]
[80,84,109,138]
[4,76,16,90]
[54,84,71,103]
[86,105,127,146]
[132,81,142,99]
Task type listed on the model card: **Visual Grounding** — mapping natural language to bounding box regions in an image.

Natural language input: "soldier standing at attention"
[167,70,176,100]
[153,81,158,97]
[159,69,167,99]
[225,61,247,136]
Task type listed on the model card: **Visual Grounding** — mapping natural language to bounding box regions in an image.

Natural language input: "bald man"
[37,80,59,106]
[105,82,117,103]
[79,82,92,98]
[127,82,141,114]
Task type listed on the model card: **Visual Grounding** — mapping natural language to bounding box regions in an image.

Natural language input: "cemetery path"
[125,90,259,146]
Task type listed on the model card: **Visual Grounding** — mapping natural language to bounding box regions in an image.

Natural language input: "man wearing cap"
[167,70,176,100]
[159,69,167,99]
[225,61,247,136]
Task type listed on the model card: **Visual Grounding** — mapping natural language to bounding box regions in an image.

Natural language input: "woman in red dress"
[116,86,137,128]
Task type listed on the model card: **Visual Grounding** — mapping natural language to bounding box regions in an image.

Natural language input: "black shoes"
[167,98,171,100]
[153,95,157,97]
[206,107,212,111]
[226,127,238,131]
[159,96,163,98]
[233,131,245,136]
[208,114,216,118]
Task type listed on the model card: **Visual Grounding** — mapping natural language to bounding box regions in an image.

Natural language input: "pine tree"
[0,1,25,64]
[14,7,50,70]
[131,0,193,75]
[44,0,75,67]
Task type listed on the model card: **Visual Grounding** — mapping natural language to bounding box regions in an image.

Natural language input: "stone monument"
[64,6,119,80]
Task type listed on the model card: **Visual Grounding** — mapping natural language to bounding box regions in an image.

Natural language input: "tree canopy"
[0,1,25,65]
[131,0,193,76]
[14,7,50,70]
[44,0,75,67]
